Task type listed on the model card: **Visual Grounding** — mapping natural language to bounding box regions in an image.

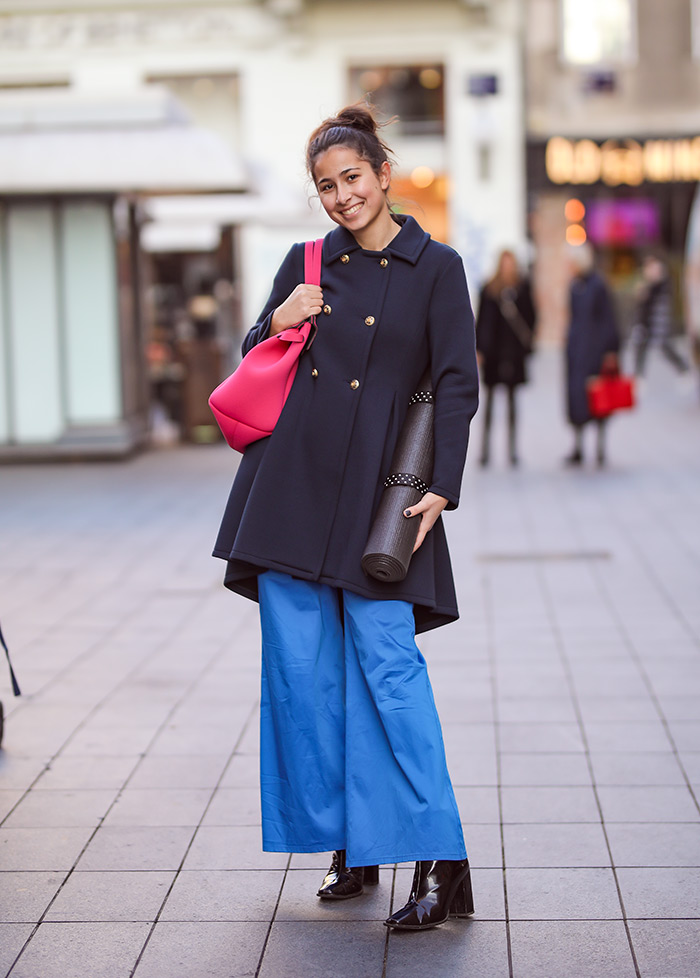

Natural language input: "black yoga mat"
[362,371,434,583]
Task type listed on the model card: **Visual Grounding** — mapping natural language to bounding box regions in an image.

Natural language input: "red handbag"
[587,370,635,418]
[209,239,322,452]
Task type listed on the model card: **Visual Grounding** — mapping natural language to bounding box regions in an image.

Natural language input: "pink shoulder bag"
[209,239,323,453]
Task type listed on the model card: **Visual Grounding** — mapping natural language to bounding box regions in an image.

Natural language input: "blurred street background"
[1,0,700,976]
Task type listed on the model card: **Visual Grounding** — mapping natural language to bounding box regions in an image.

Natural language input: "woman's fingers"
[272,285,323,332]
[403,493,448,554]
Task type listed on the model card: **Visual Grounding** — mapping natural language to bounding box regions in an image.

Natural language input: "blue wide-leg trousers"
[257,570,466,867]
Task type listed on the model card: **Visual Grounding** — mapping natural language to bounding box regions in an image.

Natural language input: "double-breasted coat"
[566,270,620,426]
[475,281,535,388]
[213,215,479,633]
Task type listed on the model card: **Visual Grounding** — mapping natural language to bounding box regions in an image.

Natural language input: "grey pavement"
[1,349,700,978]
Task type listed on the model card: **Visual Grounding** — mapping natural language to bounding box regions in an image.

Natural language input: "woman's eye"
[320,184,333,193]
[348,173,358,181]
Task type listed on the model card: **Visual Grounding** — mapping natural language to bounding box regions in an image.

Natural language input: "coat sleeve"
[241,243,304,356]
[427,253,480,509]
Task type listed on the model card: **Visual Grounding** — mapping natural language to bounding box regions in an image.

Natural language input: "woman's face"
[313,145,390,236]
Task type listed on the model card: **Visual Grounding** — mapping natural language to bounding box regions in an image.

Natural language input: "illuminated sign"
[545,136,700,186]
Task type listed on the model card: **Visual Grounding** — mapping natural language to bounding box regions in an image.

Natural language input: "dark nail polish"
[404,509,411,517]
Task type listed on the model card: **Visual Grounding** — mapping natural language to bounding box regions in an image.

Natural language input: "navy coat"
[566,271,620,426]
[475,280,535,388]
[213,215,479,633]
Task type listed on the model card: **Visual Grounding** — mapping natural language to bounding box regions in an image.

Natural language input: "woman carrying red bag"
[564,244,620,467]
[212,104,479,929]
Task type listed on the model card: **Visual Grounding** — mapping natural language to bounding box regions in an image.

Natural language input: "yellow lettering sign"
[545,137,700,185]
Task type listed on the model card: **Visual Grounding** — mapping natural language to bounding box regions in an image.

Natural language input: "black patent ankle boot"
[385,859,474,930]
[317,849,380,900]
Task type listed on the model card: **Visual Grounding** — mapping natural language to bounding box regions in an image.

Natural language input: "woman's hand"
[270,285,323,335]
[403,492,449,554]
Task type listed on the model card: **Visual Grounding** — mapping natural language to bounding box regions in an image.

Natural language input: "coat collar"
[324,214,431,266]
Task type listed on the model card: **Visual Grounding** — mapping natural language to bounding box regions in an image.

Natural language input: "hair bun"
[334,104,378,136]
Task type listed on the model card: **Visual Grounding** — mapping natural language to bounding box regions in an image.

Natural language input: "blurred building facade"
[0,0,525,457]
[525,0,700,344]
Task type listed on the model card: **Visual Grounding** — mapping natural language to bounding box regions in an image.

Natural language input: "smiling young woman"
[212,103,480,930]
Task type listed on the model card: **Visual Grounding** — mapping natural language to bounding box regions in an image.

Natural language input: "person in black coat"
[212,105,479,930]
[475,250,535,466]
[565,244,620,466]
[633,255,689,376]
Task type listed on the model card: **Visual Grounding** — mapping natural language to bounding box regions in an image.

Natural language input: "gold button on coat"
[322,304,332,315]
[350,379,360,390]
[380,258,388,268]
[340,254,350,264]
[364,316,375,326]
[311,368,318,378]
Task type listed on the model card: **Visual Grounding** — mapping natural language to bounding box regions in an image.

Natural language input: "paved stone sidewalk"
[1,351,699,978]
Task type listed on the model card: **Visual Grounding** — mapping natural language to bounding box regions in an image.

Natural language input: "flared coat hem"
[212,548,459,633]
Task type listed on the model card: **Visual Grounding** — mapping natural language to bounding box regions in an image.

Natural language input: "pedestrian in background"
[475,249,535,466]
[213,104,479,930]
[564,244,620,467]
[632,254,689,377]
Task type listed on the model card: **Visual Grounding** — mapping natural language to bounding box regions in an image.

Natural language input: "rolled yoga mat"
[361,371,434,583]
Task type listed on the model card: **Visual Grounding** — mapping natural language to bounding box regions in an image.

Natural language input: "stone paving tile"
[0,827,94,871]
[667,721,700,752]
[453,786,500,824]
[616,867,700,917]
[0,872,63,922]
[183,825,288,871]
[500,785,600,823]
[496,696,579,723]
[75,826,194,871]
[506,868,622,920]
[509,920,636,978]
[498,723,586,753]
[160,869,284,921]
[9,921,151,978]
[133,921,269,978]
[445,750,498,787]
[3,789,116,828]
[596,785,700,823]
[499,752,593,787]
[386,921,509,978]
[258,920,387,978]
[589,751,687,786]
[219,753,261,789]
[503,823,610,868]
[462,823,503,868]
[582,721,674,752]
[60,725,159,757]
[0,755,49,790]
[576,696,661,723]
[0,923,35,975]
[200,786,262,827]
[127,754,230,790]
[606,822,700,867]
[627,919,700,978]
[657,697,700,721]
[0,790,23,822]
[102,788,212,828]
[34,756,138,790]
[44,870,175,922]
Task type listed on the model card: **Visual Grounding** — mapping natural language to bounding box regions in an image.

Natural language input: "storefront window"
[348,65,444,136]
[561,0,636,65]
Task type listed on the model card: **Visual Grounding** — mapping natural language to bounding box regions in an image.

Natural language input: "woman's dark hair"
[306,103,395,183]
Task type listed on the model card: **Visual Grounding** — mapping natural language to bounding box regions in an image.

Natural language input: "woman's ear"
[379,160,392,191]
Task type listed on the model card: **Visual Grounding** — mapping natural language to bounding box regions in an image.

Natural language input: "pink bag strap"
[304,238,324,287]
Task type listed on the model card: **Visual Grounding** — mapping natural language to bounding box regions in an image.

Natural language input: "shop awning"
[0,87,248,194]
[0,125,248,194]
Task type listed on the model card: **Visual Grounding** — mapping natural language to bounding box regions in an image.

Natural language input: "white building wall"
[0,0,526,431]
